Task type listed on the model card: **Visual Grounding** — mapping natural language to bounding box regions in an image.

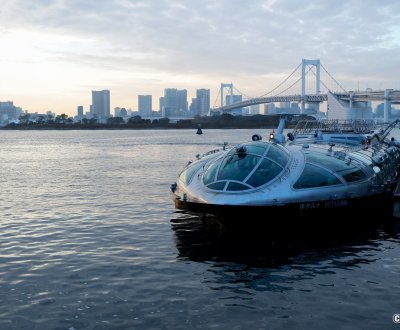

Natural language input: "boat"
[170,117,400,228]
[196,124,203,135]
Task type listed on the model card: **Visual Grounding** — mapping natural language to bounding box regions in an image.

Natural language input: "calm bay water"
[1,128,400,330]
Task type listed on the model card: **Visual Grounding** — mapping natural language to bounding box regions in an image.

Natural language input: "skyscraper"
[189,97,197,116]
[77,105,83,117]
[177,89,188,116]
[92,90,110,119]
[159,97,165,114]
[196,89,210,116]
[162,88,187,117]
[138,95,152,117]
[163,88,178,117]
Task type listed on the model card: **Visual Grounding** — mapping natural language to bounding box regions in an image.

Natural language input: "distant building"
[375,103,384,118]
[177,90,188,116]
[161,88,188,117]
[226,94,243,115]
[250,104,260,115]
[119,108,127,117]
[0,101,23,124]
[92,90,110,120]
[189,98,197,116]
[290,102,300,114]
[159,97,165,113]
[114,107,128,117]
[138,95,152,117]
[279,101,291,111]
[196,89,210,116]
[114,107,121,117]
[163,88,177,117]
[264,103,276,114]
[263,102,300,115]
[77,105,84,117]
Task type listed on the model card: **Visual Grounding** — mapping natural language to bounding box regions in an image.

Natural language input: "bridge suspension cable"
[320,63,347,93]
[275,67,315,96]
[275,66,314,96]
[257,62,302,98]
[212,87,221,109]
[232,86,252,99]
[213,59,352,113]
[308,66,331,94]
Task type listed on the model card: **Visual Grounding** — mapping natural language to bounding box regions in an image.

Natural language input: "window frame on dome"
[202,142,291,192]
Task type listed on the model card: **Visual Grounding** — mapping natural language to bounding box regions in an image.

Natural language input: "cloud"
[1,0,400,113]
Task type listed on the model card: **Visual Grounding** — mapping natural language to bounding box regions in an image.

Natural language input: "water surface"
[0,128,399,329]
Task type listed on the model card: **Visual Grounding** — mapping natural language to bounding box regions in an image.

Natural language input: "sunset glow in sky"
[1,0,400,116]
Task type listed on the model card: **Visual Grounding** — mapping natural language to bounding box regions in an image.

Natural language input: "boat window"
[340,168,366,182]
[202,141,290,191]
[242,143,268,156]
[305,152,350,172]
[202,159,222,185]
[226,181,252,191]
[266,144,290,167]
[207,181,227,190]
[179,160,205,185]
[293,163,342,189]
[304,151,367,182]
[217,154,261,182]
[246,158,283,187]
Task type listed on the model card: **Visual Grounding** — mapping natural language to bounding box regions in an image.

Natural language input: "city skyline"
[1,1,400,117]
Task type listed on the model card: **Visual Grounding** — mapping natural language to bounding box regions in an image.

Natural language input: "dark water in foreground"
[1,128,400,330]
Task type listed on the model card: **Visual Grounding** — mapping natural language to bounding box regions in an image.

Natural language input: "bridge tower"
[220,83,234,108]
[301,59,321,114]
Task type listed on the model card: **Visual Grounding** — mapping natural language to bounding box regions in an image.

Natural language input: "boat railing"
[377,119,400,140]
[293,119,376,135]
[306,141,366,155]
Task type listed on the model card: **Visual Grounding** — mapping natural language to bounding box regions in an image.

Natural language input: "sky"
[1,0,400,117]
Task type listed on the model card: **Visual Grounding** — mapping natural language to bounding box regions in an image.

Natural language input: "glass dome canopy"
[202,142,290,191]
[292,150,367,189]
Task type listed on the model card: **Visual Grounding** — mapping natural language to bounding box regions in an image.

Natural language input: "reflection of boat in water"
[171,213,400,266]
[171,117,400,227]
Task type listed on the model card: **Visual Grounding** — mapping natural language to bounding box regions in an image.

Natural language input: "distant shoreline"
[1,114,313,131]
[0,125,278,130]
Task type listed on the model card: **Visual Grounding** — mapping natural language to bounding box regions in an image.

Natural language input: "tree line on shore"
[3,113,314,130]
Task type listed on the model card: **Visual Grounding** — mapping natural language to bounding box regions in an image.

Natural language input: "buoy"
[196,125,203,135]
